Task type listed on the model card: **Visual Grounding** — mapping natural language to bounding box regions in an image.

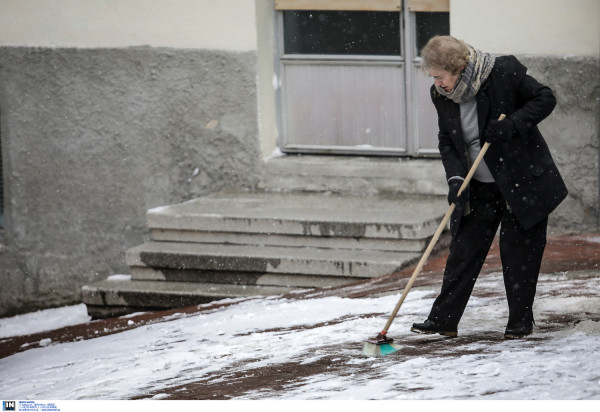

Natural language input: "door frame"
[274,1,446,157]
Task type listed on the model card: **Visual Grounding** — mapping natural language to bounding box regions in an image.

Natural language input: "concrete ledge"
[82,277,297,318]
[150,229,428,252]
[126,242,419,278]
[258,155,447,195]
[130,266,362,288]
[147,191,448,240]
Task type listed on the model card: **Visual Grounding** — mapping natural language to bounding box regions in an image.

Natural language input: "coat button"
[515,183,520,187]
[499,157,503,162]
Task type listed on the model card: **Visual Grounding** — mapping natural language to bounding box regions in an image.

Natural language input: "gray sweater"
[459,98,495,183]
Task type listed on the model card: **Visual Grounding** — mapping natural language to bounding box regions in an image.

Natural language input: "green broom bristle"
[362,341,402,357]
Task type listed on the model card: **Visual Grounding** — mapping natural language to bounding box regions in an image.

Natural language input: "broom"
[362,114,506,357]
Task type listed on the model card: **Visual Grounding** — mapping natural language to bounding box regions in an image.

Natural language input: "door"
[275,0,449,157]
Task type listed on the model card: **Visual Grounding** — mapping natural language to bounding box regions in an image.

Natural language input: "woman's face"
[428,67,462,93]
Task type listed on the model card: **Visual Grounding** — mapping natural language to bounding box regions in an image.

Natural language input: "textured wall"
[0,48,597,317]
[0,47,261,316]
[451,0,600,56]
[520,56,600,233]
[0,0,257,51]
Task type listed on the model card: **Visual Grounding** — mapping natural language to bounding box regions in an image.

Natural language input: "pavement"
[1,233,599,399]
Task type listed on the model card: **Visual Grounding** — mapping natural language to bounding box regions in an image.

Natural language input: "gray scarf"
[436,47,496,104]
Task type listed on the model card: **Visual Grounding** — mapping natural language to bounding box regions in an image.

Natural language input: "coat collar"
[476,78,491,137]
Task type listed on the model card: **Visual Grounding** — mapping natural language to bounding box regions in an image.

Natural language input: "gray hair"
[420,35,470,75]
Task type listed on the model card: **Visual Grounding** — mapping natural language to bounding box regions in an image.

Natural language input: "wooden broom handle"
[380,114,506,335]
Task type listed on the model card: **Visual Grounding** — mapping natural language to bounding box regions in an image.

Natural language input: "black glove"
[484,118,515,143]
[447,179,469,206]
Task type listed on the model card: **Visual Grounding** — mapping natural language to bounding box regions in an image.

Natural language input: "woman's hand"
[484,118,516,143]
[448,179,469,206]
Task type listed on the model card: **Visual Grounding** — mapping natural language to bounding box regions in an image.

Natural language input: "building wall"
[0,0,598,316]
[0,0,256,50]
[256,1,279,158]
[0,1,262,317]
[448,0,600,234]
[451,0,600,56]
[521,56,599,232]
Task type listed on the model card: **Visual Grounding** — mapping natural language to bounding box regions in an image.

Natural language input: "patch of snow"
[266,147,285,159]
[0,304,90,338]
[39,338,52,347]
[107,274,132,282]
[147,205,170,214]
[0,276,599,400]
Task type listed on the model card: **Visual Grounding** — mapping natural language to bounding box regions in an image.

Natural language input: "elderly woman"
[411,36,567,339]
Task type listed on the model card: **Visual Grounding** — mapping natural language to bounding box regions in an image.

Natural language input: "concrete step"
[129,267,359,289]
[146,191,448,249]
[82,275,296,319]
[82,180,450,318]
[126,241,420,280]
[150,229,427,252]
[258,155,447,195]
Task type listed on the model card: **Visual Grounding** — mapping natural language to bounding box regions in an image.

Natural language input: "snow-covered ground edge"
[0,304,91,339]
[0,271,599,400]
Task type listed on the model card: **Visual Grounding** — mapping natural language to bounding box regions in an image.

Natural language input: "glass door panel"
[283,10,401,56]
[277,3,449,156]
[279,9,406,155]
[282,62,406,154]
[409,11,450,155]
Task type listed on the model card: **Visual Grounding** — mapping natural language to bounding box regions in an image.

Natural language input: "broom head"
[362,332,402,357]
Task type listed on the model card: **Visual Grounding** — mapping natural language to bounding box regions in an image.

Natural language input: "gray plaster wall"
[520,56,600,233]
[0,47,261,316]
[0,48,597,317]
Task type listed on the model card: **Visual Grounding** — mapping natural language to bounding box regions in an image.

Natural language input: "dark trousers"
[428,180,548,329]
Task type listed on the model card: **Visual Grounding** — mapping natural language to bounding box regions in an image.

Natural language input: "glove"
[447,179,469,206]
[484,118,515,143]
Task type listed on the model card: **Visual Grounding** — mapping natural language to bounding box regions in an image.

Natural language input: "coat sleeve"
[505,56,557,138]
[432,87,468,182]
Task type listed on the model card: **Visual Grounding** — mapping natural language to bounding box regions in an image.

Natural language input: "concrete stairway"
[82,155,448,318]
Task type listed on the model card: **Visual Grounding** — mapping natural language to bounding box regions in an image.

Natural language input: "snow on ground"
[0,304,91,338]
[0,272,599,400]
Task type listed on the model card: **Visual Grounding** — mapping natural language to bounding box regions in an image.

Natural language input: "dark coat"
[431,55,568,230]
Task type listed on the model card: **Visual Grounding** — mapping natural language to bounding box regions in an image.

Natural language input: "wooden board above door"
[408,0,449,12]
[274,0,402,11]
[274,0,449,12]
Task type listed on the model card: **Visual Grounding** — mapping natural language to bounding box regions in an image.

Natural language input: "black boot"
[504,324,533,339]
[411,319,458,337]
